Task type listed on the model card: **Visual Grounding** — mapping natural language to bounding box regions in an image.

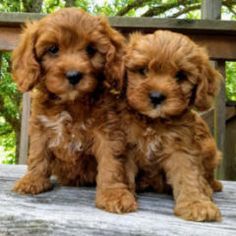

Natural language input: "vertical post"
[201,0,226,179]
[19,93,30,164]
[201,0,222,20]
[214,61,226,178]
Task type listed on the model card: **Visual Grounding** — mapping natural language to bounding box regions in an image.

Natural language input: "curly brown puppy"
[122,30,222,221]
[12,8,137,213]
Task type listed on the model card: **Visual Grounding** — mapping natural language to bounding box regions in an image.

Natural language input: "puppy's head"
[125,30,221,119]
[12,8,124,101]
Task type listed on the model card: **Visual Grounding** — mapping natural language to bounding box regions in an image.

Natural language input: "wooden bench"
[0,164,235,235]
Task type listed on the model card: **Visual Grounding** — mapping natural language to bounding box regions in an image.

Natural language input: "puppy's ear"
[194,57,222,111]
[100,18,126,93]
[12,22,40,92]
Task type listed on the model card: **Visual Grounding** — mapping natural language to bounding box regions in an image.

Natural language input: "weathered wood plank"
[201,0,221,20]
[190,34,236,61]
[0,164,235,236]
[19,93,31,164]
[215,61,226,179]
[225,117,236,180]
[201,0,226,179]
[1,12,236,35]
[0,12,45,26]
[226,106,236,120]
[201,108,214,135]
[0,27,21,51]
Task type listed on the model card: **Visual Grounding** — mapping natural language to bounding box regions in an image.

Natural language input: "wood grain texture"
[225,117,236,180]
[215,61,226,178]
[1,14,236,59]
[0,164,235,236]
[201,0,222,20]
[1,12,236,34]
[0,27,21,51]
[19,93,31,164]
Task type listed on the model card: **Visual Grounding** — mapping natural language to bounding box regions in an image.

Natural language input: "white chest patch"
[38,112,85,153]
[143,127,163,162]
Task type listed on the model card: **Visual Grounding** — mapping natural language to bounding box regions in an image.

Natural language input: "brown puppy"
[122,30,222,221]
[12,8,137,213]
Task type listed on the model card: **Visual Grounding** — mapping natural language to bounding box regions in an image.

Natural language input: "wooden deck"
[0,164,235,236]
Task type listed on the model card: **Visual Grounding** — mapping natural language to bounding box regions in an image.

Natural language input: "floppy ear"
[100,18,126,93]
[12,22,41,92]
[194,59,222,111]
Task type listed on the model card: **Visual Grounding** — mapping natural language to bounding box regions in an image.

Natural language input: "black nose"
[65,71,83,85]
[149,91,166,106]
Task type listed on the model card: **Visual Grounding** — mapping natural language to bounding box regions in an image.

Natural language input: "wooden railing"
[0,12,236,178]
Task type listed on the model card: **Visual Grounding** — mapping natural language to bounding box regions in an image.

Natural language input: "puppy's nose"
[149,91,166,106]
[65,71,83,85]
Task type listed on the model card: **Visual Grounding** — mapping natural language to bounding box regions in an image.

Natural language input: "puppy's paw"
[13,174,52,195]
[175,200,221,222]
[96,188,138,214]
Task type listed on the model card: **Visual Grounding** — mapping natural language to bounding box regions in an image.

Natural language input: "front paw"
[13,174,52,195]
[96,188,138,214]
[175,200,221,222]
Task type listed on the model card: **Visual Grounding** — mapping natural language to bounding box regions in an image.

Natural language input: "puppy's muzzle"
[149,91,166,107]
[65,70,83,85]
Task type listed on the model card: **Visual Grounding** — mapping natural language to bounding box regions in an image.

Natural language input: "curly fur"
[12,8,137,214]
[121,30,223,221]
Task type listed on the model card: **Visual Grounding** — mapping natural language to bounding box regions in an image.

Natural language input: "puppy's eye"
[47,44,59,55]
[86,44,96,57]
[175,70,187,81]
[138,67,148,76]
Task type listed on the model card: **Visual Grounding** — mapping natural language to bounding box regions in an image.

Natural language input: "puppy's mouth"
[144,91,166,118]
[143,106,164,119]
[59,90,80,102]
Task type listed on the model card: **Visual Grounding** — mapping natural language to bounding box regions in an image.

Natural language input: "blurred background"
[0,0,235,165]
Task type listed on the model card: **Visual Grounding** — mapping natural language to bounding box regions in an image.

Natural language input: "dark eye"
[175,70,187,81]
[138,67,148,76]
[86,44,96,57]
[47,44,59,55]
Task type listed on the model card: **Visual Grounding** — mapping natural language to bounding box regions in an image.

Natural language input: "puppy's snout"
[149,91,166,106]
[65,70,83,85]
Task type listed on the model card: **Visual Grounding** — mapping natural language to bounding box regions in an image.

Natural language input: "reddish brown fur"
[121,30,223,221]
[12,8,137,213]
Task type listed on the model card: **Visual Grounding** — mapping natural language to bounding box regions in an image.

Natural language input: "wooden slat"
[201,0,222,20]
[1,12,236,34]
[225,117,236,180]
[0,12,45,26]
[215,61,226,179]
[0,164,236,235]
[19,93,31,164]
[190,34,236,61]
[201,108,214,134]
[201,0,226,180]
[226,106,236,121]
[0,27,21,51]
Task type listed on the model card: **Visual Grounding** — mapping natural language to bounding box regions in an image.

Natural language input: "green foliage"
[0,53,21,164]
[0,53,21,119]
[226,62,236,101]
[94,0,134,16]
[0,0,21,12]
[42,0,67,13]
[0,119,16,164]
